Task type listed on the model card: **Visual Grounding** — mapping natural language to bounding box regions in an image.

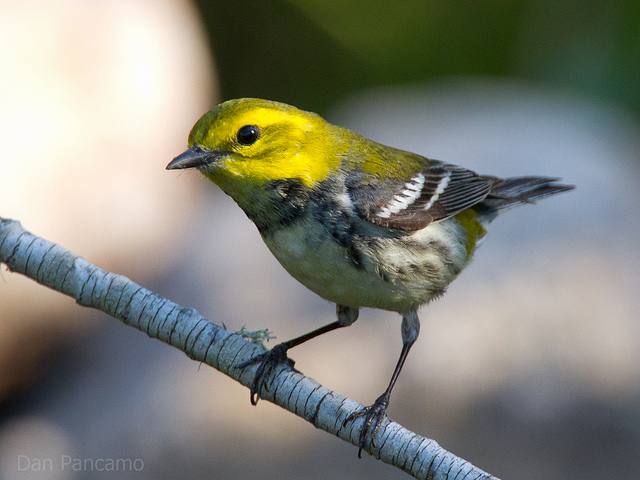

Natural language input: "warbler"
[167,98,573,456]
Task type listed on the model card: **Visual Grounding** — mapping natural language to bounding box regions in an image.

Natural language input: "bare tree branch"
[0,217,498,480]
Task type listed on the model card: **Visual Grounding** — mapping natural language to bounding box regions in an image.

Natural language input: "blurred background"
[1,0,639,479]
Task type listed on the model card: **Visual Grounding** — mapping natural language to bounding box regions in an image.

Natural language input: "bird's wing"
[346,159,495,232]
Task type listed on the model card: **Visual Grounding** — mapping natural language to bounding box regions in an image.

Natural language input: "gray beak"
[166,146,222,170]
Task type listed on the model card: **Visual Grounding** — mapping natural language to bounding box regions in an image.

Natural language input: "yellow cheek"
[221,151,340,188]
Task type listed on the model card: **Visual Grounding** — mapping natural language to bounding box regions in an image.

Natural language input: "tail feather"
[480,176,574,213]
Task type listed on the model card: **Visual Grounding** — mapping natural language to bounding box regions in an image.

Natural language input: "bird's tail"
[477,176,574,218]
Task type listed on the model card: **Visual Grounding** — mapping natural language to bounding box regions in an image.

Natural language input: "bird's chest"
[258,209,467,312]
[261,216,368,303]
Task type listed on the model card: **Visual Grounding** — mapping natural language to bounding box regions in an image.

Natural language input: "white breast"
[261,215,470,312]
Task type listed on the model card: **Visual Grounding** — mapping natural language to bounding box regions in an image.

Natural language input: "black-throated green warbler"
[167,98,573,456]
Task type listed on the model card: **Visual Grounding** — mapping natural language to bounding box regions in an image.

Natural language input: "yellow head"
[168,99,343,201]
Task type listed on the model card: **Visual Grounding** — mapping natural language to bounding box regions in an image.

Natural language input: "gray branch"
[0,217,498,480]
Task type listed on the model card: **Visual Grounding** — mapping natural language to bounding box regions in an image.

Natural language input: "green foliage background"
[196,0,640,115]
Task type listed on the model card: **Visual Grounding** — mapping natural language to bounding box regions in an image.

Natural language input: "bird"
[167,98,574,456]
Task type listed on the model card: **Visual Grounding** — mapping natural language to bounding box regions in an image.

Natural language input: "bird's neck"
[219,177,311,235]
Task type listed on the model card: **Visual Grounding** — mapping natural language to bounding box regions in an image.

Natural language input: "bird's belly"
[261,218,469,312]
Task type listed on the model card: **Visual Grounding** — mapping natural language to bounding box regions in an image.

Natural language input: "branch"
[0,217,498,480]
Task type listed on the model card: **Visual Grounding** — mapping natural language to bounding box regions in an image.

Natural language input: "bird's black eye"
[237,125,259,145]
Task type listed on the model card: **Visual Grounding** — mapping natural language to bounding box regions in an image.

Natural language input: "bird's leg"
[236,305,359,405]
[345,310,420,458]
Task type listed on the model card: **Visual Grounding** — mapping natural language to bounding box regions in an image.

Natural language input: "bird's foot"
[235,343,295,405]
[344,392,390,458]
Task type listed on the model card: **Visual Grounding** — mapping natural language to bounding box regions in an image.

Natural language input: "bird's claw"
[235,343,295,405]
[344,393,390,458]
